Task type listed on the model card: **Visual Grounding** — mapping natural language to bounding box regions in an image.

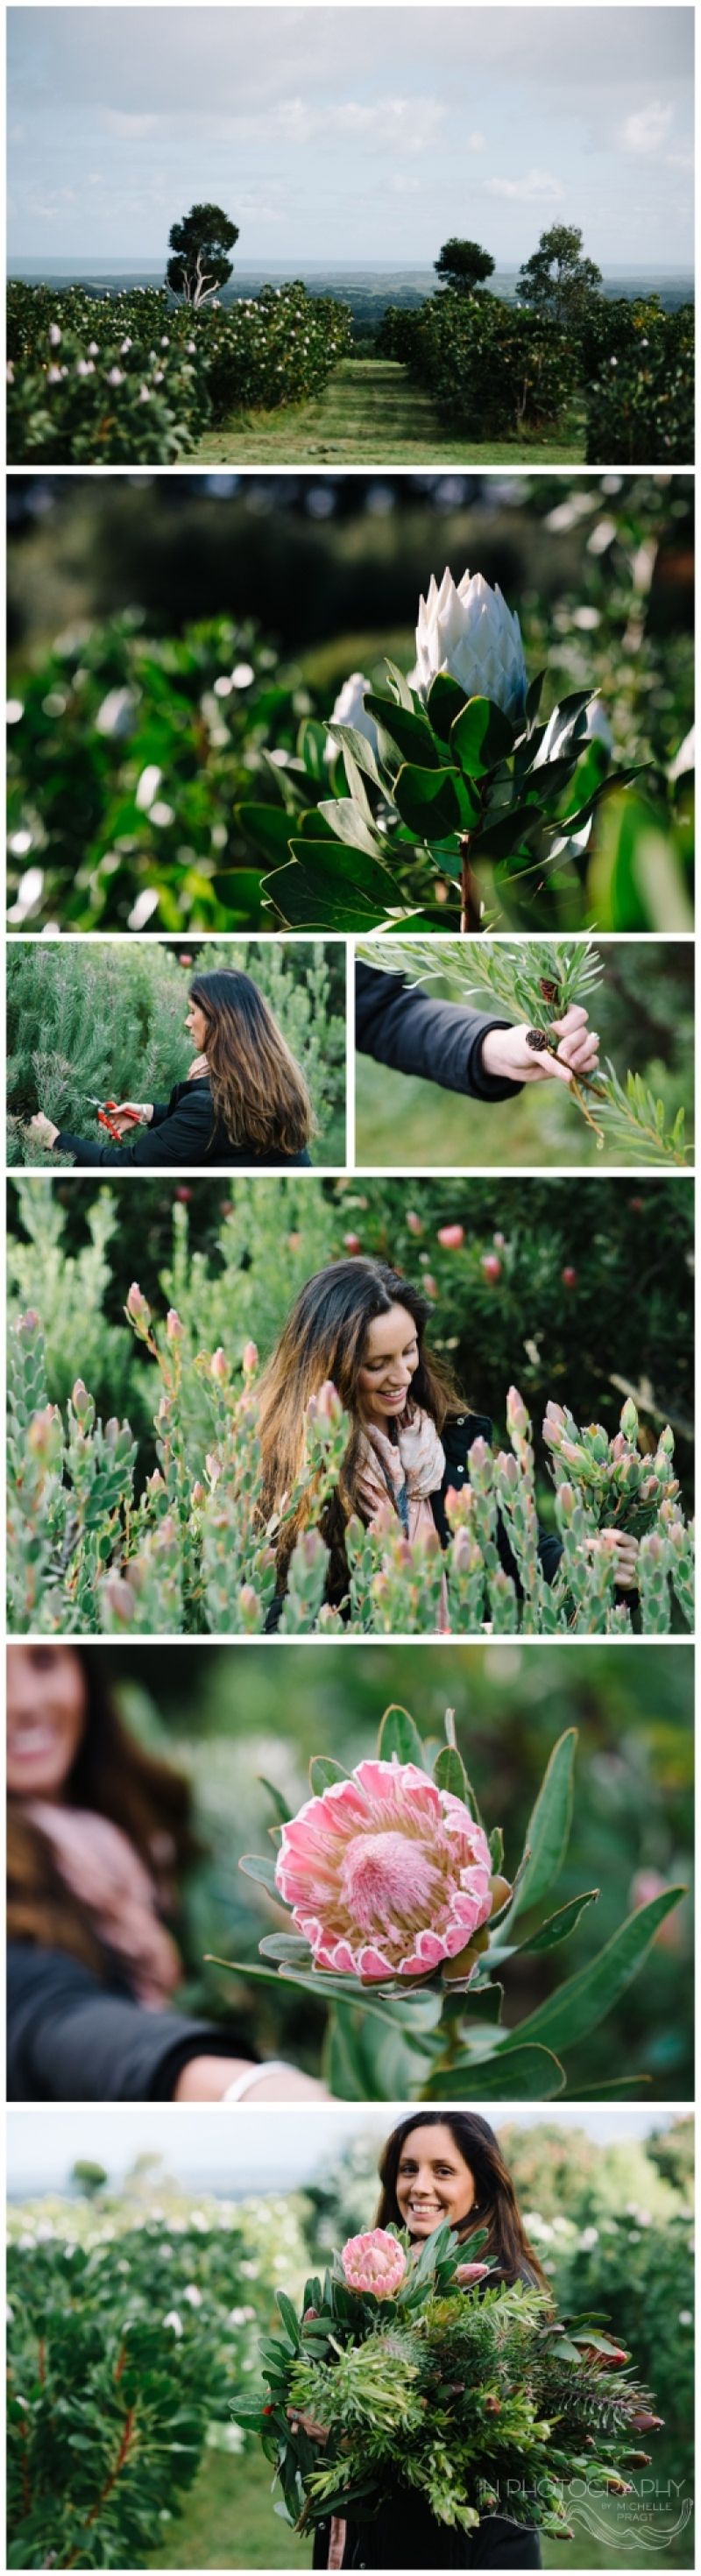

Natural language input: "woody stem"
[459,835,482,935]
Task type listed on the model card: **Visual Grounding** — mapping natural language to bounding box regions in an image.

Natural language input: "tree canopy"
[166,201,239,308]
[516,224,603,328]
[435,236,495,295]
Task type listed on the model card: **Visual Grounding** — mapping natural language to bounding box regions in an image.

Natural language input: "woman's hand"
[29,1112,60,1147]
[172,2054,328,2101]
[481,1007,600,1087]
[286,2407,329,2443]
[109,1100,152,1133]
[605,1530,640,1591]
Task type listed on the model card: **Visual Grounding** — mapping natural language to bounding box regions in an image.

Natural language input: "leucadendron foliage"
[357,935,691,1166]
[7,1307,693,1638]
[213,1702,686,2101]
[241,574,643,932]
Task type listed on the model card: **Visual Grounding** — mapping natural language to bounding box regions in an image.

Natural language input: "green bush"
[400,292,577,439]
[6,939,346,1164]
[6,281,352,466]
[582,305,694,464]
[7,2194,308,2569]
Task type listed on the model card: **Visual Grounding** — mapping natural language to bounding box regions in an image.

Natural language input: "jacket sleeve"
[355,964,523,1103]
[7,1944,256,2101]
[55,1089,212,1168]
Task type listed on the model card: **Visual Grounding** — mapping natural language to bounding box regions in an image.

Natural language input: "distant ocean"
[9,259,695,312]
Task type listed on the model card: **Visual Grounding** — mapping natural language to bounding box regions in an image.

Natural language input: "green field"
[194,357,585,465]
[148,2448,692,2571]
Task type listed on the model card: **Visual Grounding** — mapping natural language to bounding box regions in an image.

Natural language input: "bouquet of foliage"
[235,2220,662,2547]
[212,1701,684,2100]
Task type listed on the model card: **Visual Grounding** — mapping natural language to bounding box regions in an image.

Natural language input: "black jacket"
[7,1941,255,2101]
[56,1076,312,1168]
[267,1412,562,1627]
[355,965,523,1104]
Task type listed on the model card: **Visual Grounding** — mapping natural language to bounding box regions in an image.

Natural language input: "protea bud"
[242,1340,258,1376]
[210,1347,230,1384]
[325,671,379,759]
[166,1308,184,1342]
[414,568,527,718]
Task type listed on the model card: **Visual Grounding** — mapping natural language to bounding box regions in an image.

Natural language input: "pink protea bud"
[307,1380,343,1427]
[102,1576,135,1627]
[71,1379,91,1419]
[146,1469,166,1495]
[210,1347,230,1384]
[205,1452,222,1488]
[481,1254,502,1284]
[506,1386,529,1437]
[242,1340,258,1375]
[166,1308,184,1342]
[629,2410,664,2433]
[191,1481,206,1507]
[273,1756,492,1983]
[406,1210,423,1236]
[125,1282,150,1332]
[437,1224,464,1250]
[27,1404,62,1462]
[556,1484,576,1518]
[18,1309,42,1340]
[422,1274,438,1298]
[343,1232,362,1255]
[237,1584,261,1630]
[341,2229,407,2297]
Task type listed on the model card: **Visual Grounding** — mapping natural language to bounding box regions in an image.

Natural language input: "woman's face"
[395,2123,478,2239]
[7,1645,89,1798]
[185,998,209,1053]
[357,1302,419,1426]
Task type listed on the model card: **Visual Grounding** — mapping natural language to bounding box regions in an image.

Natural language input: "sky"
[8,2101,676,2194]
[7,4,695,268]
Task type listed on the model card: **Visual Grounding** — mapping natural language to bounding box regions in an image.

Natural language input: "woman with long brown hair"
[28,967,316,1167]
[309,2112,549,2569]
[257,1256,638,1615]
[7,1642,323,2103]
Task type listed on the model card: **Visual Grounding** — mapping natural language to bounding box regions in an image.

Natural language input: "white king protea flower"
[414,568,527,719]
[325,669,379,761]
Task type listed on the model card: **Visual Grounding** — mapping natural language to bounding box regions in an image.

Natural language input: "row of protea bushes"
[377,293,694,461]
[6,280,352,463]
[7,1303,693,1637]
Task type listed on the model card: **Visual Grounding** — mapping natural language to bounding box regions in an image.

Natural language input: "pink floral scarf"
[357,1405,446,1545]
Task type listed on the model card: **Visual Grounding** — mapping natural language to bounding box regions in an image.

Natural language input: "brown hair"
[376,2112,550,2292]
[7,1649,198,1982]
[256,1258,465,1582]
[190,969,315,1155]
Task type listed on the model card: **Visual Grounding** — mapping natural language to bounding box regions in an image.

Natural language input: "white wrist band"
[221,2061,293,2103]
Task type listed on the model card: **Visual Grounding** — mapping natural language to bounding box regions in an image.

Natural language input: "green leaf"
[489,1825,505,1874]
[524,670,546,725]
[326,721,383,792]
[364,694,442,769]
[461,1980,505,2023]
[379,1702,427,1768]
[266,840,399,931]
[393,761,465,839]
[324,2001,428,2101]
[433,1743,470,1804]
[276,2290,302,2347]
[235,801,294,865]
[519,1888,599,1954]
[511,1887,686,2055]
[238,1850,280,1895]
[424,2043,565,2100]
[508,1729,577,1923]
[297,718,329,782]
[385,657,414,711]
[309,1755,350,1794]
[258,1933,313,1963]
[426,672,468,740]
[317,797,385,859]
[534,691,595,767]
[258,1775,293,1827]
[450,696,515,776]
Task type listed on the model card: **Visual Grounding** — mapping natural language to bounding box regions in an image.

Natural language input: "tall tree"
[517,224,602,328]
[166,202,239,309]
[435,236,495,295]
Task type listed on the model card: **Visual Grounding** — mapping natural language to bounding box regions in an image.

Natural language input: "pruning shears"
[82,1096,145,1144]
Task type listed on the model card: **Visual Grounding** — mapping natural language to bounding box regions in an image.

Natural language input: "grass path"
[194,357,585,465]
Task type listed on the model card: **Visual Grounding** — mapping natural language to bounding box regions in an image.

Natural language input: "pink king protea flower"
[342,2229,407,2297]
[274,1758,492,1981]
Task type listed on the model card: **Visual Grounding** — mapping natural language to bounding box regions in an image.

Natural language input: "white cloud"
[100,109,159,138]
[485,167,563,202]
[468,131,486,152]
[619,100,674,155]
[392,173,421,194]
